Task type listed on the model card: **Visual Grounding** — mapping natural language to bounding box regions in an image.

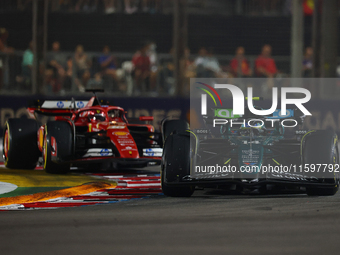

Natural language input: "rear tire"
[161,131,195,197]
[303,130,339,196]
[43,121,73,174]
[3,118,40,169]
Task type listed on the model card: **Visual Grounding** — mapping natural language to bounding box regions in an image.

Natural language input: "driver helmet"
[89,111,106,122]
[239,121,264,136]
[108,110,121,120]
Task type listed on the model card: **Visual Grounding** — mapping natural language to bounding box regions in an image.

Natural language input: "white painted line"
[0,181,18,195]
[0,204,24,210]
[126,183,160,187]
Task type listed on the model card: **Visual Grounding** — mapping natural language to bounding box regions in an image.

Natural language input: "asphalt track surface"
[1,172,340,255]
[1,142,340,254]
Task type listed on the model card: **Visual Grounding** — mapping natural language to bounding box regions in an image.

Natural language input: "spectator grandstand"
[0,0,340,98]
[0,0,294,16]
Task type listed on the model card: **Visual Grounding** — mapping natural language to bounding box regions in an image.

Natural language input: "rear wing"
[27,99,89,118]
[40,100,89,109]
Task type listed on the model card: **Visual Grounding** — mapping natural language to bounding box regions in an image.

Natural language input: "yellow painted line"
[0,182,116,207]
[0,168,106,188]
[272,158,281,165]
[224,158,231,164]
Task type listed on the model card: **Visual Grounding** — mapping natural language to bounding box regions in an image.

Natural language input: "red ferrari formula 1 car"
[3,90,163,173]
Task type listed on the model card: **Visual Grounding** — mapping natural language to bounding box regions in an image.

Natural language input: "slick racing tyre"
[43,121,73,174]
[303,130,339,196]
[3,118,40,169]
[161,131,195,197]
[161,119,189,143]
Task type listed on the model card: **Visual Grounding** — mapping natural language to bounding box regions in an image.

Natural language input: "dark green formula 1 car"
[161,108,339,197]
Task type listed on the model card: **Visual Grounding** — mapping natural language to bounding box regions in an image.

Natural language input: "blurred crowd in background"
[0,33,319,96]
[1,0,332,16]
[0,0,340,96]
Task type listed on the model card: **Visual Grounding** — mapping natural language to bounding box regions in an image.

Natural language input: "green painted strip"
[0,187,68,198]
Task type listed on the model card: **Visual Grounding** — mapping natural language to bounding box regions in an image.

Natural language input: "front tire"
[303,130,339,196]
[161,131,195,197]
[161,168,195,197]
[43,121,73,174]
[161,119,189,143]
[3,118,40,169]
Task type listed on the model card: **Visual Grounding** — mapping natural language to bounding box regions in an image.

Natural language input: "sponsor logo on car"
[108,126,125,129]
[143,148,163,157]
[56,101,64,108]
[118,139,134,143]
[83,148,113,157]
[76,101,85,108]
[100,148,110,156]
[145,148,154,156]
[121,146,137,151]
[115,132,128,136]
